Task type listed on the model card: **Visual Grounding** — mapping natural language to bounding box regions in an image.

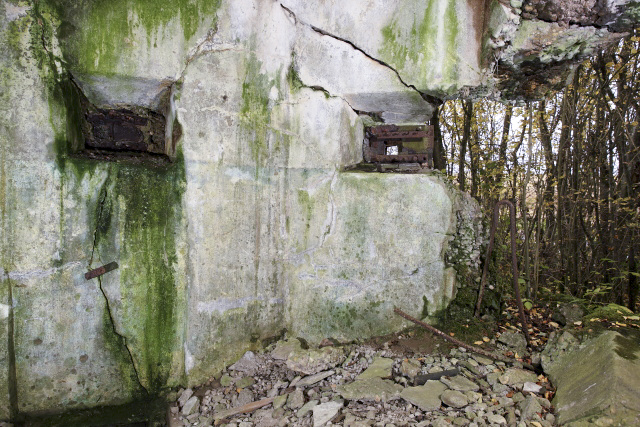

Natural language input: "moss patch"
[380,0,460,89]
[99,156,186,393]
[43,0,221,76]
[584,303,634,323]
[239,52,276,167]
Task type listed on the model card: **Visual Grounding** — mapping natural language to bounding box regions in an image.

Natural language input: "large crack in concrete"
[279,3,443,106]
[88,187,148,395]
[96,275,149,395]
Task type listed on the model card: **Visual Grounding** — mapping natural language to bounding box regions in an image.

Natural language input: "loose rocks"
[169,336,555,426]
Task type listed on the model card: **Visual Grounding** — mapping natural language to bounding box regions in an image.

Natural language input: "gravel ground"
[168,330,555,427]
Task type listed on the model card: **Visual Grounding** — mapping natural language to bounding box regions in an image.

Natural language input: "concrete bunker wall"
[0,0,486,417]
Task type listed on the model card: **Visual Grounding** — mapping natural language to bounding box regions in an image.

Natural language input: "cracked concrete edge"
[279,3,442,107]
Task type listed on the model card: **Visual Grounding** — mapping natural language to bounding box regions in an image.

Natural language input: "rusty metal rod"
[85,262,119,280]
[474,200,530,347]
[394,308,535,371]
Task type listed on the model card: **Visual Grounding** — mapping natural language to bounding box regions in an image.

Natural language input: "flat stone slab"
[440,375,479,391]
[313,401,343,427]
[546,331,640,425]
[297,370,335,387]
[441,389,468,408]
[400,380,447,411]
[357,357,394,379]
[499,368,538,386]
[337,377,403,402]
[498,331,527,350]
[272,339,345,375]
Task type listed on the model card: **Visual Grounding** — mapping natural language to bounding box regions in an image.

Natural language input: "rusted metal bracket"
[365,124,434,165]
[474,200,531,347]
[85,262,119,280]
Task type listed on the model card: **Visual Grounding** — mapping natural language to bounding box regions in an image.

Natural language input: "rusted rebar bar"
[393,308,534,371]
[85,262,119,280]
[474,200,530,347]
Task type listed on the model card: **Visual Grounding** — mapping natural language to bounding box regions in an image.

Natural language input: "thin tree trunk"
[458,101,473,192]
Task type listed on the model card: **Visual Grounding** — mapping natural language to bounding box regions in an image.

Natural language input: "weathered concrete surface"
[1,0,638,419]
[545,331,640,426]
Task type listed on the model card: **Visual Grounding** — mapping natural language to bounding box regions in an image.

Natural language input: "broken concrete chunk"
[356,357,394,380]
[440,390,468,408]
[400,380,447,411]
[272,339,345,375]
[440,375,479,392]
[499,368,538,386]
[220,373,234,387]
[235,376,255,389]
[338,377,403,402]
[522,382,543,394]
[229,351,260,375]
[272,394,288,409]
[312,400,343,427]
[498,331,527,351]
[298,399,319,418]
[540,330,579,373]
[401,359,422,379]
[296,370,335,387]
[547,331,640,425]
[287,389,305,410]
[182,396,200,416]
[178,388,194,408]
[518,395,542,420]
[471,354,494,365]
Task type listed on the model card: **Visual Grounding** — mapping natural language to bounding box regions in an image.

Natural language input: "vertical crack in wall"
[319,171,338,248]
[280,4,443,106]
[88,186,148,395]
[3,271,18,421]
[96,276,149,395]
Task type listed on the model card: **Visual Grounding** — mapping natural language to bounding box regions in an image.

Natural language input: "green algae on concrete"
[239,52,277,167]
[380,0,460,92]
[43,0,221,76]
[92,157,187,393]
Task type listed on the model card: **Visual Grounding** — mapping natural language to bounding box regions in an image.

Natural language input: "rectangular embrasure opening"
[65,77,180,165]
[364,124,434,166]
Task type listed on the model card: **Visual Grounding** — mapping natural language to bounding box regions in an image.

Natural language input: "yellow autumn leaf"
[483,337,490,342]
[474,341,484,345]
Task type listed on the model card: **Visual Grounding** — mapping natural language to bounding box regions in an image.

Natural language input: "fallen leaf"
[449,332,455,337]
[531,422,543,427]
[474,341,484,345]
[549,321,559,328]
[590,318,601,322]
[624,315,639,321]
[574,321,582,326]
[483,337,490,342]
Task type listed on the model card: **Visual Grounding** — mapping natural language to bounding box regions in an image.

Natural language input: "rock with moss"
[546,331,640,425]
[583,303,634,323]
